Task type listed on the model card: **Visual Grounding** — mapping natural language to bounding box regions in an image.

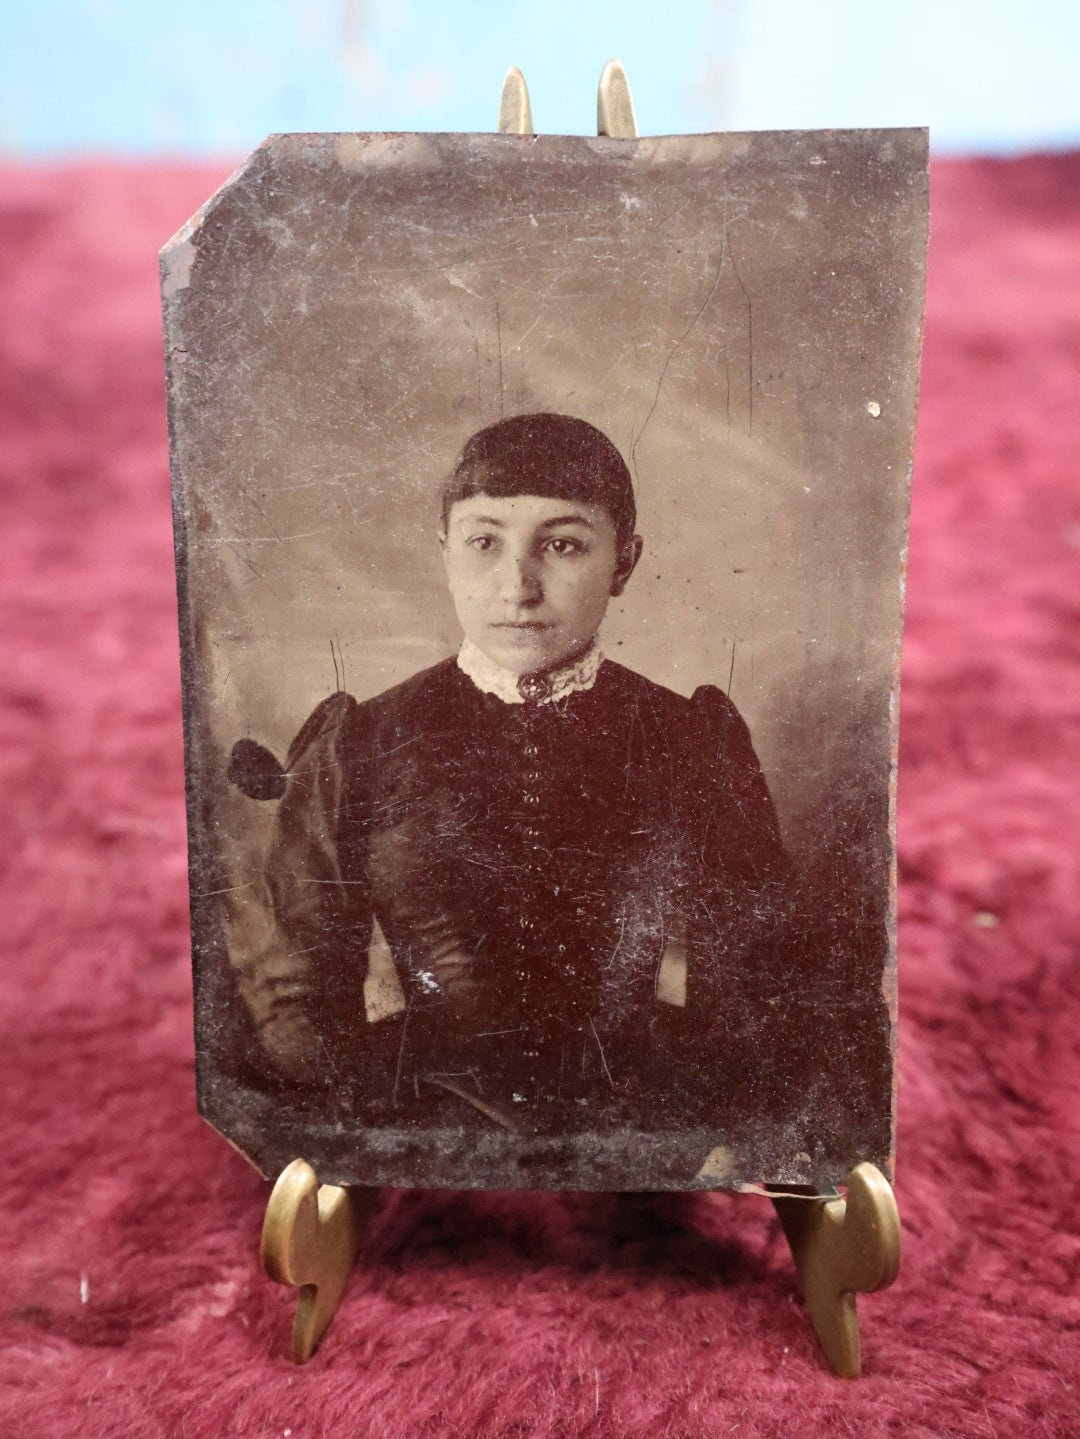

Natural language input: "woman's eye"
[467,535,497,552]
[545,537,584,556]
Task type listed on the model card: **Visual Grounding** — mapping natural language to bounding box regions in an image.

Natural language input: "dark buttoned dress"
[261,658,791,1135]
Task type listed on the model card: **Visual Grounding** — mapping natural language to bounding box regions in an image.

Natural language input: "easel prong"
[597,59,638,138]
[771,1161,900,1378]
[260,1158,376,1362]
[498,66,534,136]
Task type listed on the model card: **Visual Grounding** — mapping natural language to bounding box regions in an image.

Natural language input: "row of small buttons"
[515,724,554,1000]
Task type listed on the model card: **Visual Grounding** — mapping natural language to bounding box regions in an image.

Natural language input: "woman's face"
[441,494,641,676]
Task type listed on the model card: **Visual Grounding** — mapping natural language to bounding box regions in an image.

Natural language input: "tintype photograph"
[163,128,928,1191]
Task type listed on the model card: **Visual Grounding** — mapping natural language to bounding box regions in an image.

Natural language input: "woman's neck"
[457,637,604,705]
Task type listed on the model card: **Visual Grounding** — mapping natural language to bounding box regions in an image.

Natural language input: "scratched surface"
[163,129,927,1190]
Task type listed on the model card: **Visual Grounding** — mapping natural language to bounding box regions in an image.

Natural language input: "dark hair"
[441,413,637,545]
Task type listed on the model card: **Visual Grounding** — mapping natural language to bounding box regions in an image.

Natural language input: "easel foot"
[771,1161,900,1378]
[260,1158,377,1362]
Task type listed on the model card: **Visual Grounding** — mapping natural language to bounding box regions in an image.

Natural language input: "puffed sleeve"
[256,692,375,1082]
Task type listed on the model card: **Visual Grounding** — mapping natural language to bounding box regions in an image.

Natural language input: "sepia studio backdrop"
[164,129,928,1189]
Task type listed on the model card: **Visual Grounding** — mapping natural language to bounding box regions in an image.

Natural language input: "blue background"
[2,0,1078,156]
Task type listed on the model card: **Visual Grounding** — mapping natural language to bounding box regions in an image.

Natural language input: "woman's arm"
[256,693,374,1081]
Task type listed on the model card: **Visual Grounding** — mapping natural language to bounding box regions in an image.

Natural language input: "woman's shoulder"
[284,659,458,755]
[597,663,764,785]
[346,658,474,753]
[353,657,463,724]
[599,660,745,730]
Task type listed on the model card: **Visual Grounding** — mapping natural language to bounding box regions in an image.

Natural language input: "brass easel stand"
[770,1163,901,1377]
[261,1155,900,1372]
[259,61,902,1374]
[261,1159,378,1362]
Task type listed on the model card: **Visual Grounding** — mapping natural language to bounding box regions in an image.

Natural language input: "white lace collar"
[457,637,603,705]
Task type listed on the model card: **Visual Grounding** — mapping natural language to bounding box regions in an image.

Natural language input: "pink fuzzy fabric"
[1,155,1077,1436]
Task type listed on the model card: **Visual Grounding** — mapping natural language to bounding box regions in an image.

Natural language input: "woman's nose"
[499,551,543,605]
